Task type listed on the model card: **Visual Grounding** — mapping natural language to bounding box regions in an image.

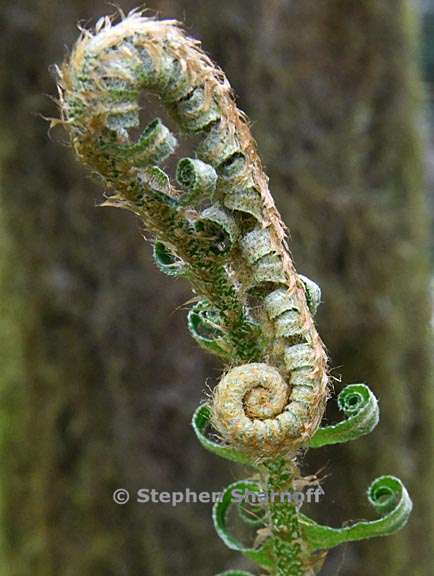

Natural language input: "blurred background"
[0,1,433,575]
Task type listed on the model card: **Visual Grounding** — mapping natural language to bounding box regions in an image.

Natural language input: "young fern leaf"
[309,383,379,448]
[187,301,233,359]
[299,476,412,550]
[215,474,412,568]
[176,157,218,205]
[192,405,257,467]
[57,10,329,457]
[153,241,187,277]
[213,480,275,570]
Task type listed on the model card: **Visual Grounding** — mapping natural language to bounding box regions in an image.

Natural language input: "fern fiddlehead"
[56,10,412,575]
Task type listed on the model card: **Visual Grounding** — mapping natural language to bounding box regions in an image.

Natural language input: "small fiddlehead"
[309,383,379,448]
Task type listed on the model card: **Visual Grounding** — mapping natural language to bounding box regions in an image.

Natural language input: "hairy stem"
[266,459,306,576]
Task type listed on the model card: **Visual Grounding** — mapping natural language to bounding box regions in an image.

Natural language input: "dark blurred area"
[0,1,433,575]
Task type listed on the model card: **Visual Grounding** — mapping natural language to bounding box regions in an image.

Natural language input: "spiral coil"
[58,11,328,456]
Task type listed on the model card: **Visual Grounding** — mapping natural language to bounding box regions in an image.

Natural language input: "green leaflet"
[107,117,178,167]
[196,120,239,167]
[299,275,321,316]
[300,476,412,550]
[192,405,256,467]
[174,86,220,132]
[218,151,246,179]
[195,204,239,256]
[153,241,186,277]
[309,383,379,448]
[139,166,179,207]
[212,480,274,570]
[187,301,232,358]
[223,186,264,223]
